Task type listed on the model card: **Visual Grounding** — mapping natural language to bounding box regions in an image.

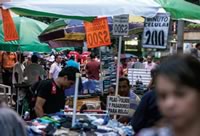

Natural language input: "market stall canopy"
[39,18,143,42]
[156,0,200,20]
[0,16,51,52]
[47,40,84,49]
[3,0,200,20]
[2,0,161,20]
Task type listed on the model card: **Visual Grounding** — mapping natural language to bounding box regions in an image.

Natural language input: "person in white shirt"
[143,55,156,70]
[49,55,62,79]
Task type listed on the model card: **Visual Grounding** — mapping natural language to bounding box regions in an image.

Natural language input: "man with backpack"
[34,67,79,117]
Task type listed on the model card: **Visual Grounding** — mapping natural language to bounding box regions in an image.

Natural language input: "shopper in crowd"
[138,54,200,136]
[131,67,162,134]
[64,56,83,96]
[133,57,145,69]
[0,51,17,85]
[190,43,200,61]
[34,67,79,117]
[12,54,25,84]
[117,77,140,123]
[49,54,62,79]
[23,54,32,68]
[24,55,46,85]
[0,100,27,136]
[65,56,80,70]
[143,55,156,70]
[85,53,101,93]
[127,56,136,69]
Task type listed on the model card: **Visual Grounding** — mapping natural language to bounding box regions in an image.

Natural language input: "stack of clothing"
[27,112,134,136]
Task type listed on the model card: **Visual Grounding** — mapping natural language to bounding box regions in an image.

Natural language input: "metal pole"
[177,20,184,54]
[115,36,122,96]
[72,73,80,127]
[99,48,103,94]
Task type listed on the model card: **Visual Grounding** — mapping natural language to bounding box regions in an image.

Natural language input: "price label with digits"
[84,17,111,48]
[142,13,170,49]
[113,15,129,36]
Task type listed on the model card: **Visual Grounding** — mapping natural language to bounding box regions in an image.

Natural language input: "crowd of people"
[1,49,200,136]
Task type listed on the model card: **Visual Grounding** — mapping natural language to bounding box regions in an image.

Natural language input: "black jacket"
[131,89,162,133]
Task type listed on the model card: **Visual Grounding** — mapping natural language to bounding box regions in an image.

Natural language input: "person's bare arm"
[48,64,55,79]
[34,97,46,117]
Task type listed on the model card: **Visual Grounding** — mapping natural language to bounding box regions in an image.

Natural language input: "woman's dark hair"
[150,66,159,87]
[156,54,200,91]
[196,43,200,48]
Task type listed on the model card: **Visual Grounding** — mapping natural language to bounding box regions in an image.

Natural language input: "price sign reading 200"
[87,31,110,47]
[84,17,111,48]
[145,30,165,46]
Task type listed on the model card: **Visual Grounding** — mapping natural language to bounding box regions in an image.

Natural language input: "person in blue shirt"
[65,56,82,96]
[65,56,80,70]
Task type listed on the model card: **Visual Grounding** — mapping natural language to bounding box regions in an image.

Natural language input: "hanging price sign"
[84,17,111,48]
[142,13,170,49]
[113,14,129,36]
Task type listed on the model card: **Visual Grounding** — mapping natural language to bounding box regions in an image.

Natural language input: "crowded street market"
[0,0,200,136]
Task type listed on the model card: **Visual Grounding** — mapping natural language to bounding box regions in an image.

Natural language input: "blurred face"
[119,80,130,96]
[156,75,200,129]
[61,76,75,89]
[56,56,62,63]
[108,86,115,96]
[197,45,200,50]
[133,58,137,62]
[147,56,152,63]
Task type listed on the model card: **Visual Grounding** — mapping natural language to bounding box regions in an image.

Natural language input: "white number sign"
[113,15,129,36]
[142,13,170,49]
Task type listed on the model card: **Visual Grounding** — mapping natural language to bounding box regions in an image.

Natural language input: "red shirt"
[86,60,100,80]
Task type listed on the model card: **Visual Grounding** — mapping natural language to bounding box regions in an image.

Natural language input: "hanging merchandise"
[101,50,116,92]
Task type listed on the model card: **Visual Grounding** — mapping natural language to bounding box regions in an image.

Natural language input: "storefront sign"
[107,96,130,116]
[113,15,129,36]
[142,13,170,49]
[84,17,111,48]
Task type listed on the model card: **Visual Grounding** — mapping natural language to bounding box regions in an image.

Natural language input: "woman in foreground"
[138,55,200,136]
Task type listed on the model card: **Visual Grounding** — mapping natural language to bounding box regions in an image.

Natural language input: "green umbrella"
[0,16,51,53]
[156,0,200,20]
[54,47,75,52]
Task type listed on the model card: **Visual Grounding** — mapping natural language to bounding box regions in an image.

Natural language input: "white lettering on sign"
[107,96,130,116]
[113,15,129,36]
[142,13,170,49]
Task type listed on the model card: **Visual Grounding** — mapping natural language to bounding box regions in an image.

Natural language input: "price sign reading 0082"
[87,31,110,47]
[145,30,165,46]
